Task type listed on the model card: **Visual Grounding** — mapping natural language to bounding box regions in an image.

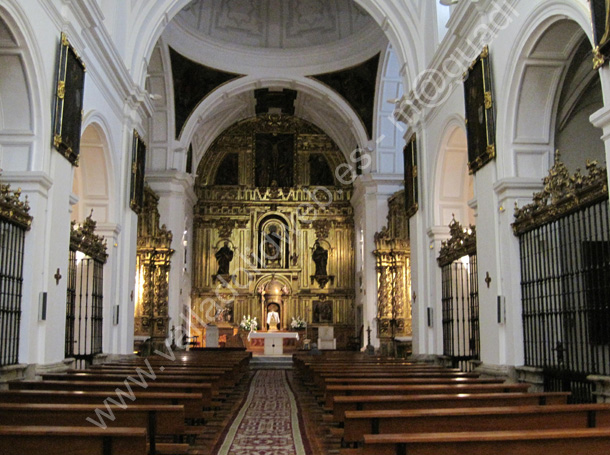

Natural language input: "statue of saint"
[264,225,282,267]
[267,305,280,331]
[215,241,233,276]
[312,241,328,276]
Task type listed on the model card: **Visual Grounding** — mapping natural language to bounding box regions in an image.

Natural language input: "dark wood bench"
[0,390,204,421]
[0,425,147,455]
[332,391,571,424]
[8,380,214,407]
[41,373,222,396]
[343,403,610,445]
[358,427,610,455]
[325,383,531,408]
[0,403,188,455]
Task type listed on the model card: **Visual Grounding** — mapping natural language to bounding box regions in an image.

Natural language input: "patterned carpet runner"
[213,370,311,455]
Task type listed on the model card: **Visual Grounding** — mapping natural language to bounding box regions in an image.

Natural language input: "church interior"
[2,0,610,453]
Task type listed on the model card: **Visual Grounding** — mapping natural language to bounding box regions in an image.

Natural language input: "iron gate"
[0,182,32,367]
[66,215,107,369]
[514,157,610,403]
[438,218,480,371]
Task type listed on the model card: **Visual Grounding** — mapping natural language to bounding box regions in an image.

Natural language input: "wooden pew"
[41,372,222,396]
[343,403,610,446]
[358,428,610,455]
[0,390,203,421]
[332,391,571,424]
[8,380,214,408]
[0,403,188,455]
[325,383,531,409]
[0,425,147,455]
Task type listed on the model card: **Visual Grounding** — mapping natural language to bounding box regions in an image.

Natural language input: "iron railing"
[0,221,27,367]
[441,254,480,371]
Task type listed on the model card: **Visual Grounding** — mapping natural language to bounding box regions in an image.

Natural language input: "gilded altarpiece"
[374,190,412,352]
[191,114,355,347]
[134,187,174,348]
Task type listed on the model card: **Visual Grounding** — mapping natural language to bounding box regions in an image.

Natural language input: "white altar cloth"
[248,332,299,355]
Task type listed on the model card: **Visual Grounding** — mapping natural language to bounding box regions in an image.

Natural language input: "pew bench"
[0,425,147,455]
[358,427,610,455]
[0,390,204,421]
[325,382,531,408]
[343,403,610,446]
[0,403,189,455]
[331,391,571,424]
[8,380,215,408]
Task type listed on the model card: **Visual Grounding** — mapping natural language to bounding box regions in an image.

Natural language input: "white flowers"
[290,316,306,330]
[240,315,258,331]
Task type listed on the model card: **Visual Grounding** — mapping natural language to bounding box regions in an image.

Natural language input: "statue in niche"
[312,240,328,276]
[267,303,280,332]
[215,241,233,276]
[264,225,282,267]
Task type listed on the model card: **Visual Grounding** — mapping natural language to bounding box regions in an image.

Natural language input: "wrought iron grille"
[65,214,107,369]
[441,254,480,371]
[0,221,27,367]
[65,250,104,369]
[513,156,609,403]
[518,200,610,402]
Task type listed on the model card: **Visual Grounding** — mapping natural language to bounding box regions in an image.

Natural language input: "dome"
[174,0,376,50]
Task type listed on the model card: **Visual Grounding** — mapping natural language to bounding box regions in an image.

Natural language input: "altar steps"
[250,355,294,370]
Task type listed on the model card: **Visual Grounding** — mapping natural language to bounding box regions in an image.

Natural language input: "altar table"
[248,332,299,355]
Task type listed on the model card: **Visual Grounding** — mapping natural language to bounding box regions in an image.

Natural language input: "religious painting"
[214,153,239,185]
[255,133,294,187]
[403,133,418,217]
[463,45,496,174]
[130,130,147,214]
[313,300,333,323]
[590,0,610,68]
[52,33,86,166]
[309,154,335,186]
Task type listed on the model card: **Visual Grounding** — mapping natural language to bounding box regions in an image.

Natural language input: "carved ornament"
[437,216,476,267]
[70,211,108,263]
[0,175,32,230]
[513,153,608,235]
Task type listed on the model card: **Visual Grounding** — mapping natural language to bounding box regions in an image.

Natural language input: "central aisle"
[213,369,313,455]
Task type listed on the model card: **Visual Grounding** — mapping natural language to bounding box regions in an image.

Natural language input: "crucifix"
[484,272,492,288]
[54,268,62,285]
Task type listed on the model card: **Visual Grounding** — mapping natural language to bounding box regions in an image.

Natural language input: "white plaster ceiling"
[165,0,386,75]
[177,0,374,49]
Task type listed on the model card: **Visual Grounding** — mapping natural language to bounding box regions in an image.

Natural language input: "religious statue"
[215,241,233,276]
[264,225,282,267]
[267,304,280,332]
[312,240,328,276]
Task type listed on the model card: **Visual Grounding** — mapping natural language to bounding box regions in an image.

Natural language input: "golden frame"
[52,33,86,166]
[403,133,418,217]
[130,130,147,214]
[463,45,496,174]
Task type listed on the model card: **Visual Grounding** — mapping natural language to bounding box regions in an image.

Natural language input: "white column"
[2,172,53,366]
[493,178,543,367]
[352,173,403,348]
[147,170,195,343]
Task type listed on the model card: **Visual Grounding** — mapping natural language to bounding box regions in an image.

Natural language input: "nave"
[2,349,610,455]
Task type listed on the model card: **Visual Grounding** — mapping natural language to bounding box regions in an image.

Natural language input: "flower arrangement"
[239,315,258,331]
[290,316,307,330]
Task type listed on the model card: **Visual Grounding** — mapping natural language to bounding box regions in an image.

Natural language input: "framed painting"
[129,130,147,214]
[52,33,86,166]
[590,0,610,68]
[463,45,496,174]
[403,133,418,217]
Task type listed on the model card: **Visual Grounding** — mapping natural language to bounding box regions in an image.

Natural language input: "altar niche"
[258,216,290,269]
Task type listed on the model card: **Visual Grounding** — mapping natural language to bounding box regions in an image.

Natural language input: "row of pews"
[293,351,610,455]
[0,350,251,455]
